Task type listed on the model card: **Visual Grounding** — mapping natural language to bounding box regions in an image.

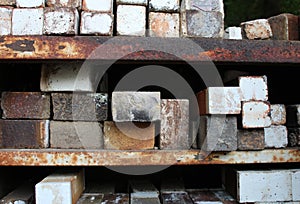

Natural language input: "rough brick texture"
[237,129,265,150]
[149,12,179,37]
[80,12,113,35]
[0,7,12,35]
[242,101,271,128]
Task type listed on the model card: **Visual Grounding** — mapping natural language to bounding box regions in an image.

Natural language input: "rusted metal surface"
[0,149,299,166]
[0,36,300,63]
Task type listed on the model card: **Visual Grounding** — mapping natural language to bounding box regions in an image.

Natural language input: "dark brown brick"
[288,128,300,147]
[52,93,107,121]
[161,192,193,204]
[237,129,265,150]
[1,92,50,119]
[0,120,49,148]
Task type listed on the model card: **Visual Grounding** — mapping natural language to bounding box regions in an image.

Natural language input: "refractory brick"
[242,101,271,128]
[82,0,113,12]
[264,125,288,148]
[270,104,286,125]
[241,19,273,40]
[80,11,113,35]
[237,129,265,150]
[239,75,268,101]
[149,0,180,12]
[149,12,179,37]
[0,7,12,35]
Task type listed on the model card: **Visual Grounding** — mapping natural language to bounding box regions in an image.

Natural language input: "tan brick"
[82,0,113,12]
[264,125,288,148]
[149,12,179,37]
[103,121,155,150]
[149,0,179,12]
[270,104,286,125]
[112,92,160,122]
[241,19,273,40]
[1,92,50,119]
[0,7,12,35]
[50,121,103,149]
[160,99,189,150]
[198,87,242,115]
[0,120,49,148]
[12,8,43,35]
[35,169,85,204]
[51,93,107,121]
[0,0,15,6]
[46,0,81,8]
[242,101,271,128]
[80,11,113,36]
[237,129,264,150]
[239,76,268,101]
[43,7,79,35]
[116,5,146,36]
[268,13,299,40]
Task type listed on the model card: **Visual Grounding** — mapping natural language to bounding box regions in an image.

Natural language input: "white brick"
[149,0,180,12]
[12,8,43,35]
[80,12,113,35]
[264,125,288,148]
[198,87,242,115]
[241,19,273,40]
[291,170,300,201]
[40,63,99,92]
[149,12,179,37]
[116,0,147,5]
[16,0,44,8]
[116,5,146,36]
[270,104,286,125]
[43,8,79,35]
[237,170,292,203]
[35,170,85,204]
[82,0,113,12]
[46,0,81,8]
[224,27,242,39]
[0,7,12,35]
[184,0,223,13]
[239,76,268,101]
[242,101,271,128]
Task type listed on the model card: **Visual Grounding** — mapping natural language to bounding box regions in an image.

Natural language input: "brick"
[112,92,160,122]
[268,13,299,40]
[240,19,273,40]
[103,121,155,150]
[35,169,85,204]
[162,192,193,204]
[1,92,50,119]
[199,115,237,151]
[237,129,265,150]
[242,101,271,128]
[116,0,147,5]
[149,12,179,37]
[130,180,160,204]
[0,0,15,5]
[235,170,292,202]
[82,0,113,12]
[149,0,179,12]
[76,194,104,203]
[160,99,189,150]
[46,0,81,8]
[0,120,49,148]
[160,178,185,193]
[0,182,34,204]
[16,0,44,8]
[224,27,242,40]
[198,87,242,115]
[0,7,12,35]
[12,8,43,35]
[291,169,300,201]
[52,93,107,121]
[264,125,288,148]
[43,7,79,35]
[101,194,129,203]
[50,121,103,149]
[286,105,300,127]
[288,128,300,147]
[181,0,224,38]
[85,182,115,194]
[211,189,236,203]
[40,63,98,92]
[189,190,222,204]
[239,76,268,101]
[116,5,146,36]
[270,104,286,125]
[80,12,113,36]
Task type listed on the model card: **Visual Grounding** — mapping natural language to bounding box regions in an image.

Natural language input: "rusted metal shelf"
[0,149,299,166]
[0,36,300,64]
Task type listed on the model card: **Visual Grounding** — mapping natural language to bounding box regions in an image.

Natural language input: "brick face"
[1,92,50,119]
[149,12,179,37]
[0,0,15,5]
[82,0,113,12]
[46,0,81,8]
[237,129,265,150]
[16,0,44,8]
[0,7,12,35]
[149,0,180,12]
[80,12,113,36]
[241,19,273,40]
[264,125,288,148]
[239,76,268,101]
[242,101,271,128]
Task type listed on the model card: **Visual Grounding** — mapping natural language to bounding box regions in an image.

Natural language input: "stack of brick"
[286,105,300,147]
[41,63,108,149]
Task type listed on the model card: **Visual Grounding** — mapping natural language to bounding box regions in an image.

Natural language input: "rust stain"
[5,40,35,52]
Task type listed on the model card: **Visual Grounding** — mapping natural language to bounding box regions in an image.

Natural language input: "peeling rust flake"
[5,40,35,52]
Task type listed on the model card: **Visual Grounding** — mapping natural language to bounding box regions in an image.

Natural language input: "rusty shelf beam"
[0,36,299,63]
[0,149,299,166]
